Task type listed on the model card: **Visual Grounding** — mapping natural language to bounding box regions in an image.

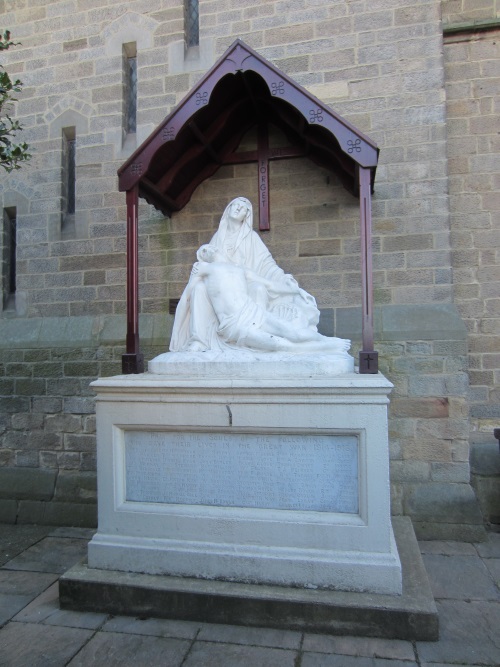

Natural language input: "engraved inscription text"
[125,431,358,513]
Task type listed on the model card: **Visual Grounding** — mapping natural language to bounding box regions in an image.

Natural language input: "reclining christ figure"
[188,244,350,354]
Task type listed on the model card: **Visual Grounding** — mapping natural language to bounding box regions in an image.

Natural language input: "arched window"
[2,206,16,310]
[123,42,137,135]
[184,0,199,48]
[61,126,76,235]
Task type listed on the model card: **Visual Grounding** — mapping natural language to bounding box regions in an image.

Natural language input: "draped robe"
[170,198,319,352]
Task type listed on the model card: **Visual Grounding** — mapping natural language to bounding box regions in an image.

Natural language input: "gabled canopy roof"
[118,39,379,216]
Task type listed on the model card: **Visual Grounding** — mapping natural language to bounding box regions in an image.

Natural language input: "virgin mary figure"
[169,197,321,352]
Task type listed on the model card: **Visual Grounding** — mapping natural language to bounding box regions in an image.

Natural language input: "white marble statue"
[169,197,351,356]
[185,244,350,353]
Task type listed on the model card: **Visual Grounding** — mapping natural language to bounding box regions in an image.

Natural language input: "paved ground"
[0,523,499,666]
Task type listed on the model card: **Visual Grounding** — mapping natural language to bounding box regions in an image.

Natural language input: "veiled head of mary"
[215,198,254,257]
[221,197,252,231]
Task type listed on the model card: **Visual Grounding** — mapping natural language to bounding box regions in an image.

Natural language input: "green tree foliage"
[0,30,31,172]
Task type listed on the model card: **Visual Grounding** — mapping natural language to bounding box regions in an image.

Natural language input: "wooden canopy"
[119,39,379,374]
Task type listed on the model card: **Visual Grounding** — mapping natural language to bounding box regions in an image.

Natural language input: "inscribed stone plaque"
[125,431,358,513]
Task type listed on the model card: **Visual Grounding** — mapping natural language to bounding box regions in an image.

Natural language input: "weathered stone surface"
[60,517,438,641]
[45,414,82,434]
[13,581,106,629]
[418,540,477,556]
[405,483,485,525]
[67,631,190,667]
[0,622,93,666]
[472,475,500,525]
[483,558,500,588]
[417,600,500,665]
[391,461,430,483]
[17,501,97,528]
[49,526,96,540]
[299,239,341,257]
[0,570,58,597]
[0,500,17,524]
[301,634,415,660]
[430,462,470,483]
[102,615,200,640]
[301,653,417,666]
[0,468,56,501]
[471,441,500,476]
[0,524,53,566]
[183,641,297,667]
[0,569,60,626]
[421,553,500,600]
[54,472,97,504]
[0,593,35,626]
[390,397,449,419]
[4,535,90,574]
[196,623,301,649]
[475,532,500,558]
[381,304,467,341]
[413,521,487,542]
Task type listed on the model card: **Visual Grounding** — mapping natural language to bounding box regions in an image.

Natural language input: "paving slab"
[0,569,58,626]
[0,621,93,667]
[0,594,35,627]
[3,536,88,573]
[475,532,500,558]
[422,553,500,600]
[66,631,191,666]
[301,653,418,666]
[418,540,477,556]
[421,663,486,667]
[102,613,201,639]
[48,527,96,540]
[196,622,302,648]
[302,634,416,661]
[0,524,52,566]
[417,599,500,665]
[182,641,297,667]
[13,581,107,629]
[11,581,60,623]
[483,558,500,587]
[0,569,57,596]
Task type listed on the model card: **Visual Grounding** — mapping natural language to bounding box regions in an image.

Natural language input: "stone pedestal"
[87,357,402,596]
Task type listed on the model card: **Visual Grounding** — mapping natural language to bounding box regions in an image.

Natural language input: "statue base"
[87,356,401,595]
[62,517,437,640]
[149,348,355,376]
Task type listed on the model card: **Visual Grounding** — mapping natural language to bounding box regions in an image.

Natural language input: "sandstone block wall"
[442,1,500,524]
[0,0,496,537]
[444,24,500,434]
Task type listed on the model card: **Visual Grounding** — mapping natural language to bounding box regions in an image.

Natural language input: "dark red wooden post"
[257,124,270,232]
[359,166,378,374]
[122,186,144,374]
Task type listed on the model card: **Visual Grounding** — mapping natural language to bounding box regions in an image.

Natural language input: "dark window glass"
[67,138,76,214]
[2,207,16,309]
[61,128,76,237]
[126,56,137,134]
[185,0,199,47]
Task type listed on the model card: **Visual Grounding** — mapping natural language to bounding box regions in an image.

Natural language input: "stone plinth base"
[88,360,401,596]
[61,517,437,640]
[149,348,355,376]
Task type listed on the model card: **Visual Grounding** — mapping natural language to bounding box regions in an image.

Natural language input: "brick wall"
[442,2,500,524]
[442,0,500,23]
[0,314,168,523]
[444,24,500,436]
[0,0,495,537]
